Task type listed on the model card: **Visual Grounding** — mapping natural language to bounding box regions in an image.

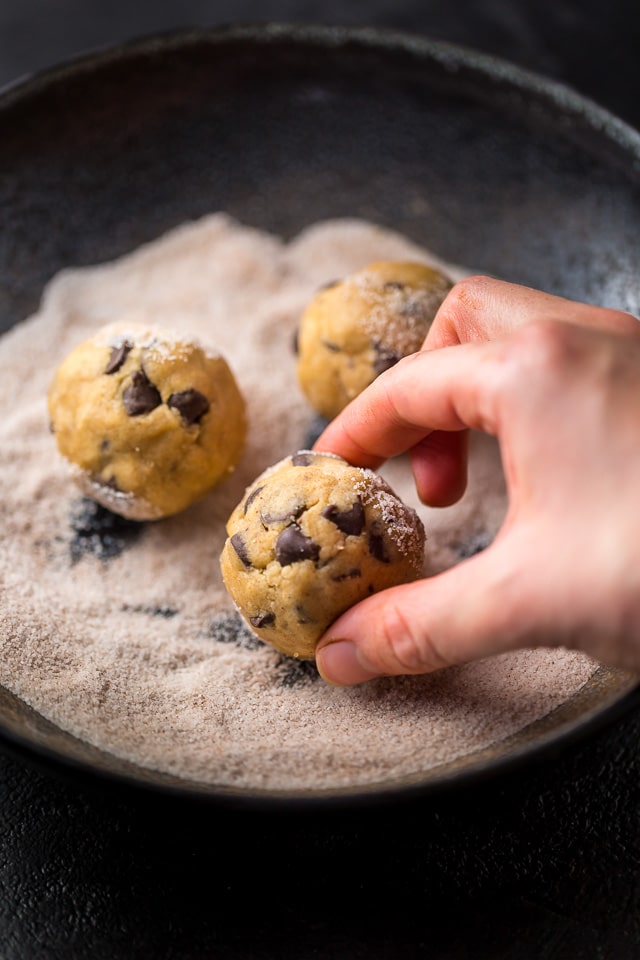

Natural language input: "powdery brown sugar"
[0,214,596,791]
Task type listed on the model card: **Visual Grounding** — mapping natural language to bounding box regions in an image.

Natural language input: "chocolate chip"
[331,567,362,582]
[373,341,401,376]
[275,524,320,565]
[295,605,313,624]
[168,389,210,425]
[291,452,314,467]
[105,341,132,375]
[243,485,265,515]
[250,612,275,628]
[321,339,341,353]
[230,532,252,567]
[322,499,365,536]
[123,370,162,416]
[368,521,390,563]
[292,329,299,355]
[261,500,305,525]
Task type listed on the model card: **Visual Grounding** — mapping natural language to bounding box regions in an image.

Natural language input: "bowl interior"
[1,25,639,803]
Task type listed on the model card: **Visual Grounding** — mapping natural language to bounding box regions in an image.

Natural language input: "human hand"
[313,276,640,684]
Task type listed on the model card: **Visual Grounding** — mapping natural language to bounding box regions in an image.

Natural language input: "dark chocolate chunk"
[250,612,275,628]
[368,521,390,563]
[321,339,341,353]
[295,605,314,624]
[123,370,162,416]
[322,499,365,536]
[261,500,305,525]
[230,532,252,567]
[373,341,402,377]
[243,485,265,514]
[292,329,299,355]
[168,388,210,425]
[105,341,132,375]
[275,524,320,565]
[331,567,362,582]
[291,452,314,467]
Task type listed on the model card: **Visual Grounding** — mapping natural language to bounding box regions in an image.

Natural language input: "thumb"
[315,539,527,685]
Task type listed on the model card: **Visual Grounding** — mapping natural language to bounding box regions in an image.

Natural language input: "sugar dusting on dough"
[0,214,597,791]
[355,470,424,558]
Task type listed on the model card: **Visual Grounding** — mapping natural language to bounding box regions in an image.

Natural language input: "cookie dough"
[296,260,453,420]
[48,322,246,519]
[220,450,426,659]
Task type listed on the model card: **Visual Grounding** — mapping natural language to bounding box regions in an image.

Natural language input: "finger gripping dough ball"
[48,322,246,519]
[220,450,426,659]
[296,260,453,420]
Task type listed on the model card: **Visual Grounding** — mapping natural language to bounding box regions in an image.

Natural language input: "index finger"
[313,339,500,468]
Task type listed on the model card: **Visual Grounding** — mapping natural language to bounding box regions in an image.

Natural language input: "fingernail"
[316,640,380,686]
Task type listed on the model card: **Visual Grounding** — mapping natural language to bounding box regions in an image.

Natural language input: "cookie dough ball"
[48,322,246,519]
[220,450,426,659]
[296,260,453,420]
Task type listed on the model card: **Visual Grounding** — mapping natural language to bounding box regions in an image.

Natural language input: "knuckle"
[506,318,573,374]
[435,275,495,344]
[448,274,494,308]
[377,602,446,674]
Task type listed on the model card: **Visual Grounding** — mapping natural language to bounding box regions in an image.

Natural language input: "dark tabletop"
[1,3,640,958]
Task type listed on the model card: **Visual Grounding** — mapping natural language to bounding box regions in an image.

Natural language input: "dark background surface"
[1,2,640,958]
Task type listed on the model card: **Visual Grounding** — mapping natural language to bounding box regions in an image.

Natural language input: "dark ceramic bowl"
[1,24,639,806]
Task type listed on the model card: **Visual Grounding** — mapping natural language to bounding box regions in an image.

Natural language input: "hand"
[313,276,640,685]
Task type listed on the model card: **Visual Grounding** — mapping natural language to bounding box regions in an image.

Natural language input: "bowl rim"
[0,667,638,810]
[1,21,639,807]
[2,20,640,159]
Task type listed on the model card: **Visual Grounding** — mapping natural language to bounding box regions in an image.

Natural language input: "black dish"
[1,24,639,805]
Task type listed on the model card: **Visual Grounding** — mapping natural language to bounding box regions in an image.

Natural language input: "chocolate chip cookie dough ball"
[220,450,426,659]
[48,322,246,519]
[296,260,453,420]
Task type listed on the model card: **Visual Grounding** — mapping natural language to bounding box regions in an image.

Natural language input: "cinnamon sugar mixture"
[0,215,596,791]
